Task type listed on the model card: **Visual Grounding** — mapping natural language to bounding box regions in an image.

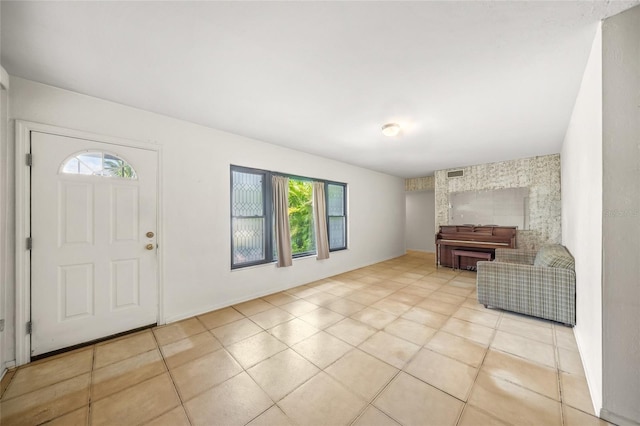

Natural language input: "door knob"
[146,244,154,250]
[146,232,155,238]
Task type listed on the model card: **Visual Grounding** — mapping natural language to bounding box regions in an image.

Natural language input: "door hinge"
[26,237,32,250]
[26,153,32,167]
[26,321,32,334]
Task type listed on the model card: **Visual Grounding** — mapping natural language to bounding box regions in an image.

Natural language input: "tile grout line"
[373,271,471,425]
[348,369,404,426]
[169,316,251,405]
[195,305,333,425]
[456,311,506,426]
[86,344,96,425]
[12,344,95,425]
[368,268,471,426]
[456,278,501,426]
[554,323,568,426]
[148,326,194,426]
[0,348,94,402]
[246,265,436,425]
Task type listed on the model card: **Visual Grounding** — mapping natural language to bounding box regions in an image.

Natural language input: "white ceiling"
[2,1,638,178]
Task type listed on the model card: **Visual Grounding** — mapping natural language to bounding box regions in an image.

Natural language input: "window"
[230,165,347,269]
[61,151,137,179]
[231,167,272,268]
[288,178,316,257]
[327,182,347,251]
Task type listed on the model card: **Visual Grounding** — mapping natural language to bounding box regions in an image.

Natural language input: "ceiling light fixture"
[382,123,401,137]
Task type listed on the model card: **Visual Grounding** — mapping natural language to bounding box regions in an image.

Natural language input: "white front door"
[30,131,158,356]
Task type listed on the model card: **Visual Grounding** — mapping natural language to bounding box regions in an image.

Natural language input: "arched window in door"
[60,151,138,179]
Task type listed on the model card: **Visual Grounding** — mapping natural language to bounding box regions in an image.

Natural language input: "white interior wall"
[405,190,435,252]
[561,24,602,414]
[5,77,406,364]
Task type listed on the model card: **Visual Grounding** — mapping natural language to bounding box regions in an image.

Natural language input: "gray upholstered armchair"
[476,245,576,326]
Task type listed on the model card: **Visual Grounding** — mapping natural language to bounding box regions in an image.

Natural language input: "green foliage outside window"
[104,155,137,178]
[288,179,315,255]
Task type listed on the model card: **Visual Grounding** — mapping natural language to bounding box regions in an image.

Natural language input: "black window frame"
[230,165,273,269]
[326,181,348,252]
[230,165,347,269]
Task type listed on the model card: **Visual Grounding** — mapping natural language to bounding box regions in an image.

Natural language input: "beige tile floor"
[0,252,611,426]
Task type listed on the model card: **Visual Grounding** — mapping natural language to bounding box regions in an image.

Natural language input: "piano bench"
[451,249,492,270]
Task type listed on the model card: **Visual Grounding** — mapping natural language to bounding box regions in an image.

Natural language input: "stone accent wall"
[405,176,434,191]
[434,154,561,249]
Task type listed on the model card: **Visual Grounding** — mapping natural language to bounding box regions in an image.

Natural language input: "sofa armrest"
[476,261,576,325]
[495,248,537,265]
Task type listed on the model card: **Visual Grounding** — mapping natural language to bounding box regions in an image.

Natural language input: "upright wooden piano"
[435,225,517,269]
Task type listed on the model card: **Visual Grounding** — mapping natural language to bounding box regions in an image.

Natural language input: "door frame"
[15,120,164,366]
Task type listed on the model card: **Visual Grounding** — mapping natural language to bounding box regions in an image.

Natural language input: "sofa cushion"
[534,245,575,269]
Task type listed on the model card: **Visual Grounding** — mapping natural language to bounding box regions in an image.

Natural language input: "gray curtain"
[313,181,330,260]
[272,176,293,267]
